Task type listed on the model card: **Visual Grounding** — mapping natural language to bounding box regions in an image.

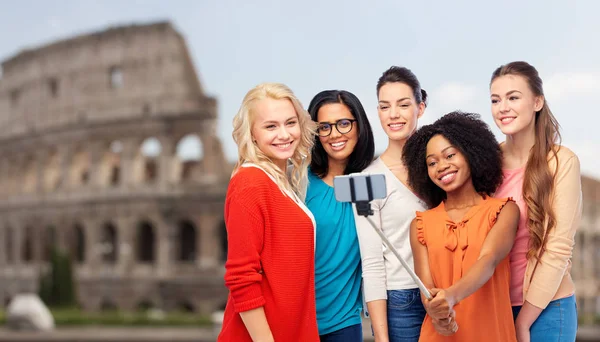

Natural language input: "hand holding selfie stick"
[342,175,432,300]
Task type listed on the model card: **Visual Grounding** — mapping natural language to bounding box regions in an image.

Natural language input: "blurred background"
[0,1,598,341]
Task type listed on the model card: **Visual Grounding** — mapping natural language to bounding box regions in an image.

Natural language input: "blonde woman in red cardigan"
[217,83,319,342]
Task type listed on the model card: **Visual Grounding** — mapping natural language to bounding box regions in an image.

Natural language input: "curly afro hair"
[402,111,503,208]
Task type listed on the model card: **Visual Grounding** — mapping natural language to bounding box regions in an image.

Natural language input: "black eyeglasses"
[317,119,357,137]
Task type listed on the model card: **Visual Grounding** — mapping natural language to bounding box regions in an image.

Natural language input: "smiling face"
[377,82,425,142]
[251,97,301,170]
[317,103,358,164]
[426,134,472,194]
[490,74,544,137]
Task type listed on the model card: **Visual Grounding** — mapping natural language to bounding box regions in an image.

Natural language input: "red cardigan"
[218,165,319,342]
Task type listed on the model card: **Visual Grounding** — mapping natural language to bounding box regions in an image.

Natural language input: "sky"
[1,0,599,178]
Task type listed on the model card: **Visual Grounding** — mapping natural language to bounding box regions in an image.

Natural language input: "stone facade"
[0,22,230,314]
[573,175,600,323]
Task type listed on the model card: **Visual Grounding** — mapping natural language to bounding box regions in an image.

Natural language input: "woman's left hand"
[515,322,530,342]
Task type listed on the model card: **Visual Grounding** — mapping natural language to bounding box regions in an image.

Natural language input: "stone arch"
[175,134,203,182]
[136,221,156,263]
[99,140,122,187]
[4,295,12,308]
[22,155,37,193]
[22,226,34,262]
[43,226,57,262]
[178,220,196,262]
[43,149,61,191]
[69,223,85,263]
[70,146,91,187]
[5,226,13,263]
[2,160,13,195]
[101,222,118,263]
[138,137,162,183]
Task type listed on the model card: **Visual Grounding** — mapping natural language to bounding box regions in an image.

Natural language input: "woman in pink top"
[491,61,582,342]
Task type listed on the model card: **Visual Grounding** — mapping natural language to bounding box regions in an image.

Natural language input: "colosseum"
[0,21,230,314]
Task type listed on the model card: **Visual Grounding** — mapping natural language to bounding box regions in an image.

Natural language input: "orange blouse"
[416,197,516,342]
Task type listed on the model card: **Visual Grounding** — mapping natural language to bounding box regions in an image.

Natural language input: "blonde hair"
[232,83,316,198]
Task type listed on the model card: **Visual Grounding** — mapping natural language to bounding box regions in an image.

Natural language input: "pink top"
[495,167,528,306]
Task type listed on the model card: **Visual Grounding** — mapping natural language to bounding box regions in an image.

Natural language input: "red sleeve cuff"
[233,295,267,313]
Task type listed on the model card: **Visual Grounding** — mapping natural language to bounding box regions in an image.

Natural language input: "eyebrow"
[262,116,297,125]
[378,97,411,104]
[426,145,455,159]
[318,118,354,124]
[491,90,523,97]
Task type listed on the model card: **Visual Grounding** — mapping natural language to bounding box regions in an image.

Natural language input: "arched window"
[43,226,56,262]
[107,140,123,186]
[71,224,86,263]
[137,221,155,263]
[140,137,161,183]
[22,226,34,262]
[101,223,118,263]
[44,151,61,191]
[71,148,91,186]
[176,134,203,181]
[178,220,196,262]
[5,227,13,263]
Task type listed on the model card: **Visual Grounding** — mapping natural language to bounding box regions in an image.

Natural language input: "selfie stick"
[351,177,433,300]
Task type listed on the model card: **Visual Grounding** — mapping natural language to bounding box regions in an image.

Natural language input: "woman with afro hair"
[402,112,519,341]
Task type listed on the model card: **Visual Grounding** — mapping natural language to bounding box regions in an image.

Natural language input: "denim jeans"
[319,323,363,342]
[385,288,426,342]
[512,295,577,342]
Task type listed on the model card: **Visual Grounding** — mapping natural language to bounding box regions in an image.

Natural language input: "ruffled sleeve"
[415,211,426,245]
[488,197,514,230]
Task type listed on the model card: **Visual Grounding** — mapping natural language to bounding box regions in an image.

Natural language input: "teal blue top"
[306,170,362,335]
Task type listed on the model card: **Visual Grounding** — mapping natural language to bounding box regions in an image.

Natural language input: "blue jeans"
[320,323,362,342]
[385,289,426,342]
[512,295,577,342]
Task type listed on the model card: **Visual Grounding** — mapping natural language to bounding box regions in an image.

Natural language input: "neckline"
[503,166,526,174]
[439,195,489,224]
[241,163,302,204]
[309,170,334,189]
[376,157,421,198]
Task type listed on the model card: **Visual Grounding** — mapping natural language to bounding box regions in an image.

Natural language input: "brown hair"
[491,61,561,260]
[377,66,428,106]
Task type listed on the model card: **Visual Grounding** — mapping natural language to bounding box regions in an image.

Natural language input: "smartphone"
[333,174,387,203]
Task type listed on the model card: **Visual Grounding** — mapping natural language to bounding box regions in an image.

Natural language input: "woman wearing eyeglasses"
[354,66,428,342]
[306,90,375,342]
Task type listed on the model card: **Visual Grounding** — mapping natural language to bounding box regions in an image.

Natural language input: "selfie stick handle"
[362,213,432,300]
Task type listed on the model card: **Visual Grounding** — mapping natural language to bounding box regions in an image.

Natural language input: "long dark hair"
[308,90,375,177]
[491,61,561,260]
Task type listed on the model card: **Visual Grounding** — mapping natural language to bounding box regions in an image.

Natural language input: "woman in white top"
[354,66,428,342]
